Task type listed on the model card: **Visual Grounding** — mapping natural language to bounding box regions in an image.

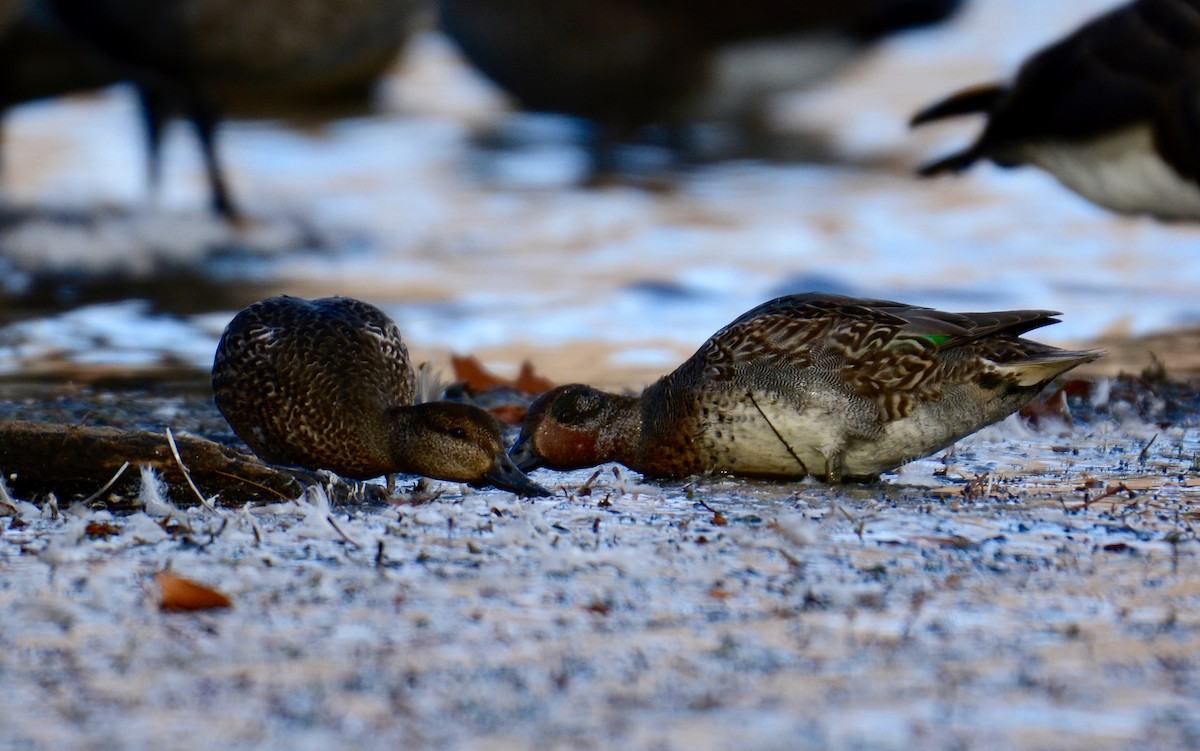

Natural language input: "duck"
[0,2,126,173]
[510,293,1099,483]
[911,0,1200,221]
[37,0,426,220]
[438,0,963,177]
[212,295,550,497]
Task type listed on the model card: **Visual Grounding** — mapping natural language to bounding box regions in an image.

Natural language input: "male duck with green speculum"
[510,293,1099,483]
[213,295,550,497]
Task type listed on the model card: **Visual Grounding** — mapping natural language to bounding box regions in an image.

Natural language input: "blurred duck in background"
[438,0,964,179]
[0,2,125,171]
[0,0,25,34]
[912,0,1200,221]
[2,0,427,220]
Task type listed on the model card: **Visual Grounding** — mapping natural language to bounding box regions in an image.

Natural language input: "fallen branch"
[0,420,301,508]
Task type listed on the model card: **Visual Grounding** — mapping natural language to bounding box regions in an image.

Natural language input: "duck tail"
[910,84,1006,176]
[993,349,1102,388]
[910,83,1005,127]
[915,147,984,176]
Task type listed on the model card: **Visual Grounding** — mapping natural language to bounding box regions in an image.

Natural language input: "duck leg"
[134,83,168,197]
[822,450,844,484]
[186,94,239,222]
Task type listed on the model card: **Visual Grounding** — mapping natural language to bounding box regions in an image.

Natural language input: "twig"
[1139,433,1158,464]
[326,515,362,548]
[0,473,19,514]
[166,428,216,511]
[212,469,294,501]
[79,461,130,505]
[241,506,263,545]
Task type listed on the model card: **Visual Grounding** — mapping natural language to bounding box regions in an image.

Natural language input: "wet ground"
[4,0,1200,748]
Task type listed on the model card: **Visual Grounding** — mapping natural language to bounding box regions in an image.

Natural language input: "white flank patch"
[691,33,860,121]
[1022,124,1200,220]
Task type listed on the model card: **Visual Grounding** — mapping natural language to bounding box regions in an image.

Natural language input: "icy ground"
[3,405,1200,751]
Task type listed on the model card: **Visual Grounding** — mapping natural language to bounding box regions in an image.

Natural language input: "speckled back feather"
[682,293,1079,422]
[212,295,415,476]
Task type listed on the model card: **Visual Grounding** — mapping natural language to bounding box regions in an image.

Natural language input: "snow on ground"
[3,419,1200,751]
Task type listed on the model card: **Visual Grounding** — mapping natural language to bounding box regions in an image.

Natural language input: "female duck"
[511,293,1099,483]
[213,295,548,496]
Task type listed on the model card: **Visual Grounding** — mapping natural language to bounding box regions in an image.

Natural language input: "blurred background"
[0,0,1187,392]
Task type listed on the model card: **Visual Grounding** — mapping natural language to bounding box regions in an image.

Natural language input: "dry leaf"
[451,355,555,395]
[487,405,528,426]
[583,600,610,616]
[156,572,232,611]
[1019,385,1072,427]
[513,361,555,394]
[85,521,121,539]
[451,355,507,392]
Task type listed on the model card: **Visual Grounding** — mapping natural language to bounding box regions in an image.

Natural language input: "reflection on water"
[1,0,1194,388]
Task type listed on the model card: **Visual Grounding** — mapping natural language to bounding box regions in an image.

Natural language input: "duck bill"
[507,435,543,472]
[485,450,551,497]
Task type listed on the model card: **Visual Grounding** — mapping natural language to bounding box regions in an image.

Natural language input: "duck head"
[397,402,550,497]
[510,384,620,472]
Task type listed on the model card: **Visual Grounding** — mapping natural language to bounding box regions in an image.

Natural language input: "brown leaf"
[487,405,528,426]
[156,572,232,611]
[583,600,610,616]
[85,521,121,539]
[451,355,556,395]
[1019,386,1072,427]
[451,355,507,392]
[1060,379,1093,399]
[514,361,555,394]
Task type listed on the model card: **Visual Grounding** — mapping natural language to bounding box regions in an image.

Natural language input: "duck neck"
[595,393,645,469]
[384,406,426,476]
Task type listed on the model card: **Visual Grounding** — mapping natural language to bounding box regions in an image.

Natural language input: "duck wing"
[681,293,1089,420]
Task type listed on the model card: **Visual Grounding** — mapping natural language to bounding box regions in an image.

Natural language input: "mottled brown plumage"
[213,295,549,496]
[912,0,1200,220]
[511,293,1099,482]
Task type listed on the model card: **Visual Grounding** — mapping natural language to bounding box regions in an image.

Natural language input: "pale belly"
[1018,125,1200,220]
[698,390,986,480]
[686,33,860,122]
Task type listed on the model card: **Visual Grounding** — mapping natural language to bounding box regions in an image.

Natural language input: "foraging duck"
[439,0,963,175]
[511,293,1098,483]
[212,296,550,497]
[912,0,1200,221]
[42,0,425,219]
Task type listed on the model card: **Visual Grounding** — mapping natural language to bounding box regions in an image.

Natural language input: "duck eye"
[449,427,468,439]
[555,407,578,424]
